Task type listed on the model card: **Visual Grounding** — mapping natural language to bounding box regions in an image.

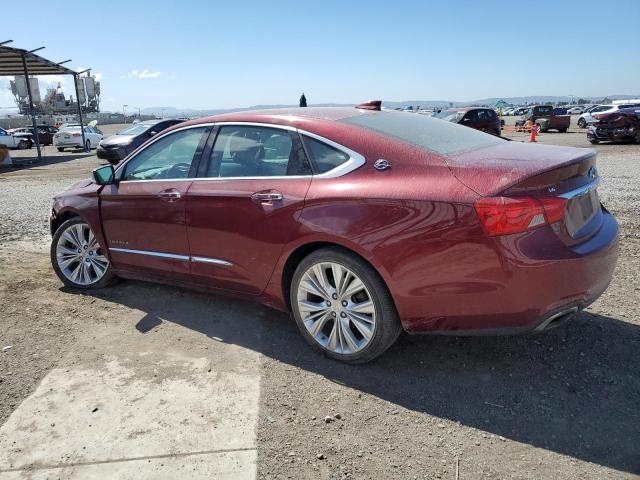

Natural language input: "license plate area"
[564,187,601,239]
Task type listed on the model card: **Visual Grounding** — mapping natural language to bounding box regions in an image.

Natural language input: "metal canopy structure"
[0,40,91,162]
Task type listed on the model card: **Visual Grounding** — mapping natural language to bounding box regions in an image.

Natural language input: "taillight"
[474,196,567,236]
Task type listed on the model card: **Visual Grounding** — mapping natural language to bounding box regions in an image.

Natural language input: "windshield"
[433,110,465,122]
[117,124,153,136]
[340,111,503,156]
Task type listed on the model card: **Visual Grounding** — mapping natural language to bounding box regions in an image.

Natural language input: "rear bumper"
[400,210,619,334]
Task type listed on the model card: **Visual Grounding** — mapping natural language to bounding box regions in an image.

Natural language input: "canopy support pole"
[21,54,42,162]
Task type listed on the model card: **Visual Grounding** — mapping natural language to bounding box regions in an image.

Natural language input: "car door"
[185,124,312,294]
[461,110,478,130]
[0,128,16,148]
[99,125,210,279]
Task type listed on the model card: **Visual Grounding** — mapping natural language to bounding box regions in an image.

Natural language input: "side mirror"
[93,164,115,185]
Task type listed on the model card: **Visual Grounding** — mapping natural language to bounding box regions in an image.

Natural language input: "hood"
[102,134,136,146]
[445,142,595,196]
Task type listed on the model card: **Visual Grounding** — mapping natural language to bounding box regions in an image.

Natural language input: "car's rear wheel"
[577,118,586,128]
[51,217,115,289]
[57,147,65,152]
[290,247,402,364]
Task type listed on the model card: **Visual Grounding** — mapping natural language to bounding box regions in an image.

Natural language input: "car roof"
[177,107,373,130]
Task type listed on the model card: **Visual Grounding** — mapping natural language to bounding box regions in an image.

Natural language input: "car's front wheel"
[290,247,402,364]
[577,118,586,128]
[51,217,115,289]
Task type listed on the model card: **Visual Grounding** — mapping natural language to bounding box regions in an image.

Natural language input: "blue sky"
[1,0,639,112]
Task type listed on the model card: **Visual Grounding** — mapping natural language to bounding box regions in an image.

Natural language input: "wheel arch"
[279,240,396,313]
[50,208,81,236]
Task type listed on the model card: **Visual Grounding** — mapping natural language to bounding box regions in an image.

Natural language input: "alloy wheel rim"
[56,223,109,286]
[296,262,376,355]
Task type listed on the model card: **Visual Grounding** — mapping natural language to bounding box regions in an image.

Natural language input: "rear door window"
[206,125,311,178]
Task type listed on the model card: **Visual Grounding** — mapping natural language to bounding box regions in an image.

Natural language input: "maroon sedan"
[49,106,618,363]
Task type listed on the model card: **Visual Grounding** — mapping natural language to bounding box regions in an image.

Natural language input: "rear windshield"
[118,124,153,135]
[340,111,503,155]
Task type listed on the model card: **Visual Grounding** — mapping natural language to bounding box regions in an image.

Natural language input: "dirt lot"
[0,119,638,479]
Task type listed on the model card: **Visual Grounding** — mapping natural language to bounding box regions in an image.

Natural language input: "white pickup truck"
[0,127,31,149]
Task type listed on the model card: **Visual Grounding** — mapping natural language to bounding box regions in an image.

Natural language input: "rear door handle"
[158,189,181,202]
[251,190,283,203]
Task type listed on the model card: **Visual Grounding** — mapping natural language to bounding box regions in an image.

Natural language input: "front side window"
[122,127,207,181]
[206,126,311,178]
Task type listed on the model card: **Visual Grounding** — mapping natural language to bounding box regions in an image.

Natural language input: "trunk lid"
[447,142,602,243]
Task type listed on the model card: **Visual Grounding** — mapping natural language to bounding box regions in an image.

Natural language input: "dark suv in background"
[97,119,185,163]
[434,107,501,136]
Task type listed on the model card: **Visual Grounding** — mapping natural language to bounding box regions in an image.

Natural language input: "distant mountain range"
[136,94,640,118]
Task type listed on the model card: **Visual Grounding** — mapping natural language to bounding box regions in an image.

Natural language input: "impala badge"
[374,159,391,171]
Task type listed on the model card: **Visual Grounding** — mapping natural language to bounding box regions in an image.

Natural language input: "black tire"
[51,217,116,290]
[589,139,599,144]
[558,128,568,133]
[17,140,29,150]
[577,118,586,128]
[57,147,65,152]
[290,247,402,364]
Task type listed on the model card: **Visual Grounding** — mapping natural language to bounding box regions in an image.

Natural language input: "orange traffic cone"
[529,125,539,142]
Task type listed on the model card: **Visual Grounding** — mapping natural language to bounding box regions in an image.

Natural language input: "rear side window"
[340,111,503,155]
[301,136,350,174]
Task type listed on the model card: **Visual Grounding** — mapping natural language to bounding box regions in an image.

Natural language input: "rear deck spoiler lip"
[445,143,597,197]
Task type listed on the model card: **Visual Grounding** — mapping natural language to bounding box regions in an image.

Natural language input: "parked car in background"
[49,106,617,363]
[587,108,640,144]
[434,107,501,136]
[53,126,103,152]
[567,106,586,115]
[578,105,614,128]
[515,105,570,132]
[512,107,529,116]
[97,119,185,164]
[0,127,32,149]
[8,126,58,146]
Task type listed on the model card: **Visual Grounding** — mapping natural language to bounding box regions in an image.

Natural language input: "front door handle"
[251,190,283,203]
[158,189,181,202]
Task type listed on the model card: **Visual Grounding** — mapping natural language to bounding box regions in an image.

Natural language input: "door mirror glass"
[93,164,115,185]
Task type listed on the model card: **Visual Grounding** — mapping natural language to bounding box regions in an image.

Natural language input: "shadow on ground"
[76,280,639,474]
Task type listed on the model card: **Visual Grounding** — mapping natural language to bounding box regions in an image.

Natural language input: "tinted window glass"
[340,111,503,155]
[206,126,311,177]
[301,136,350,174]
[123,127,206,180]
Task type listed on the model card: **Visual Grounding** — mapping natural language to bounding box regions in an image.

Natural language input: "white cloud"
[121,69,168,79]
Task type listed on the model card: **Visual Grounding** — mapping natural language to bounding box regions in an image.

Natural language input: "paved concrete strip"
[0,350,260,479]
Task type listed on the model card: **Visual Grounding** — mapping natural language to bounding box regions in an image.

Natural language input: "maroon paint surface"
[50,108,618,333]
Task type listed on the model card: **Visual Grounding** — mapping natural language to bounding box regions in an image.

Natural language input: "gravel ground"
[1,119,639,479]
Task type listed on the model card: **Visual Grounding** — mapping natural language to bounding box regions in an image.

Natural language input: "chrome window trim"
[109,247,233,266]
[115,121,366,183]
